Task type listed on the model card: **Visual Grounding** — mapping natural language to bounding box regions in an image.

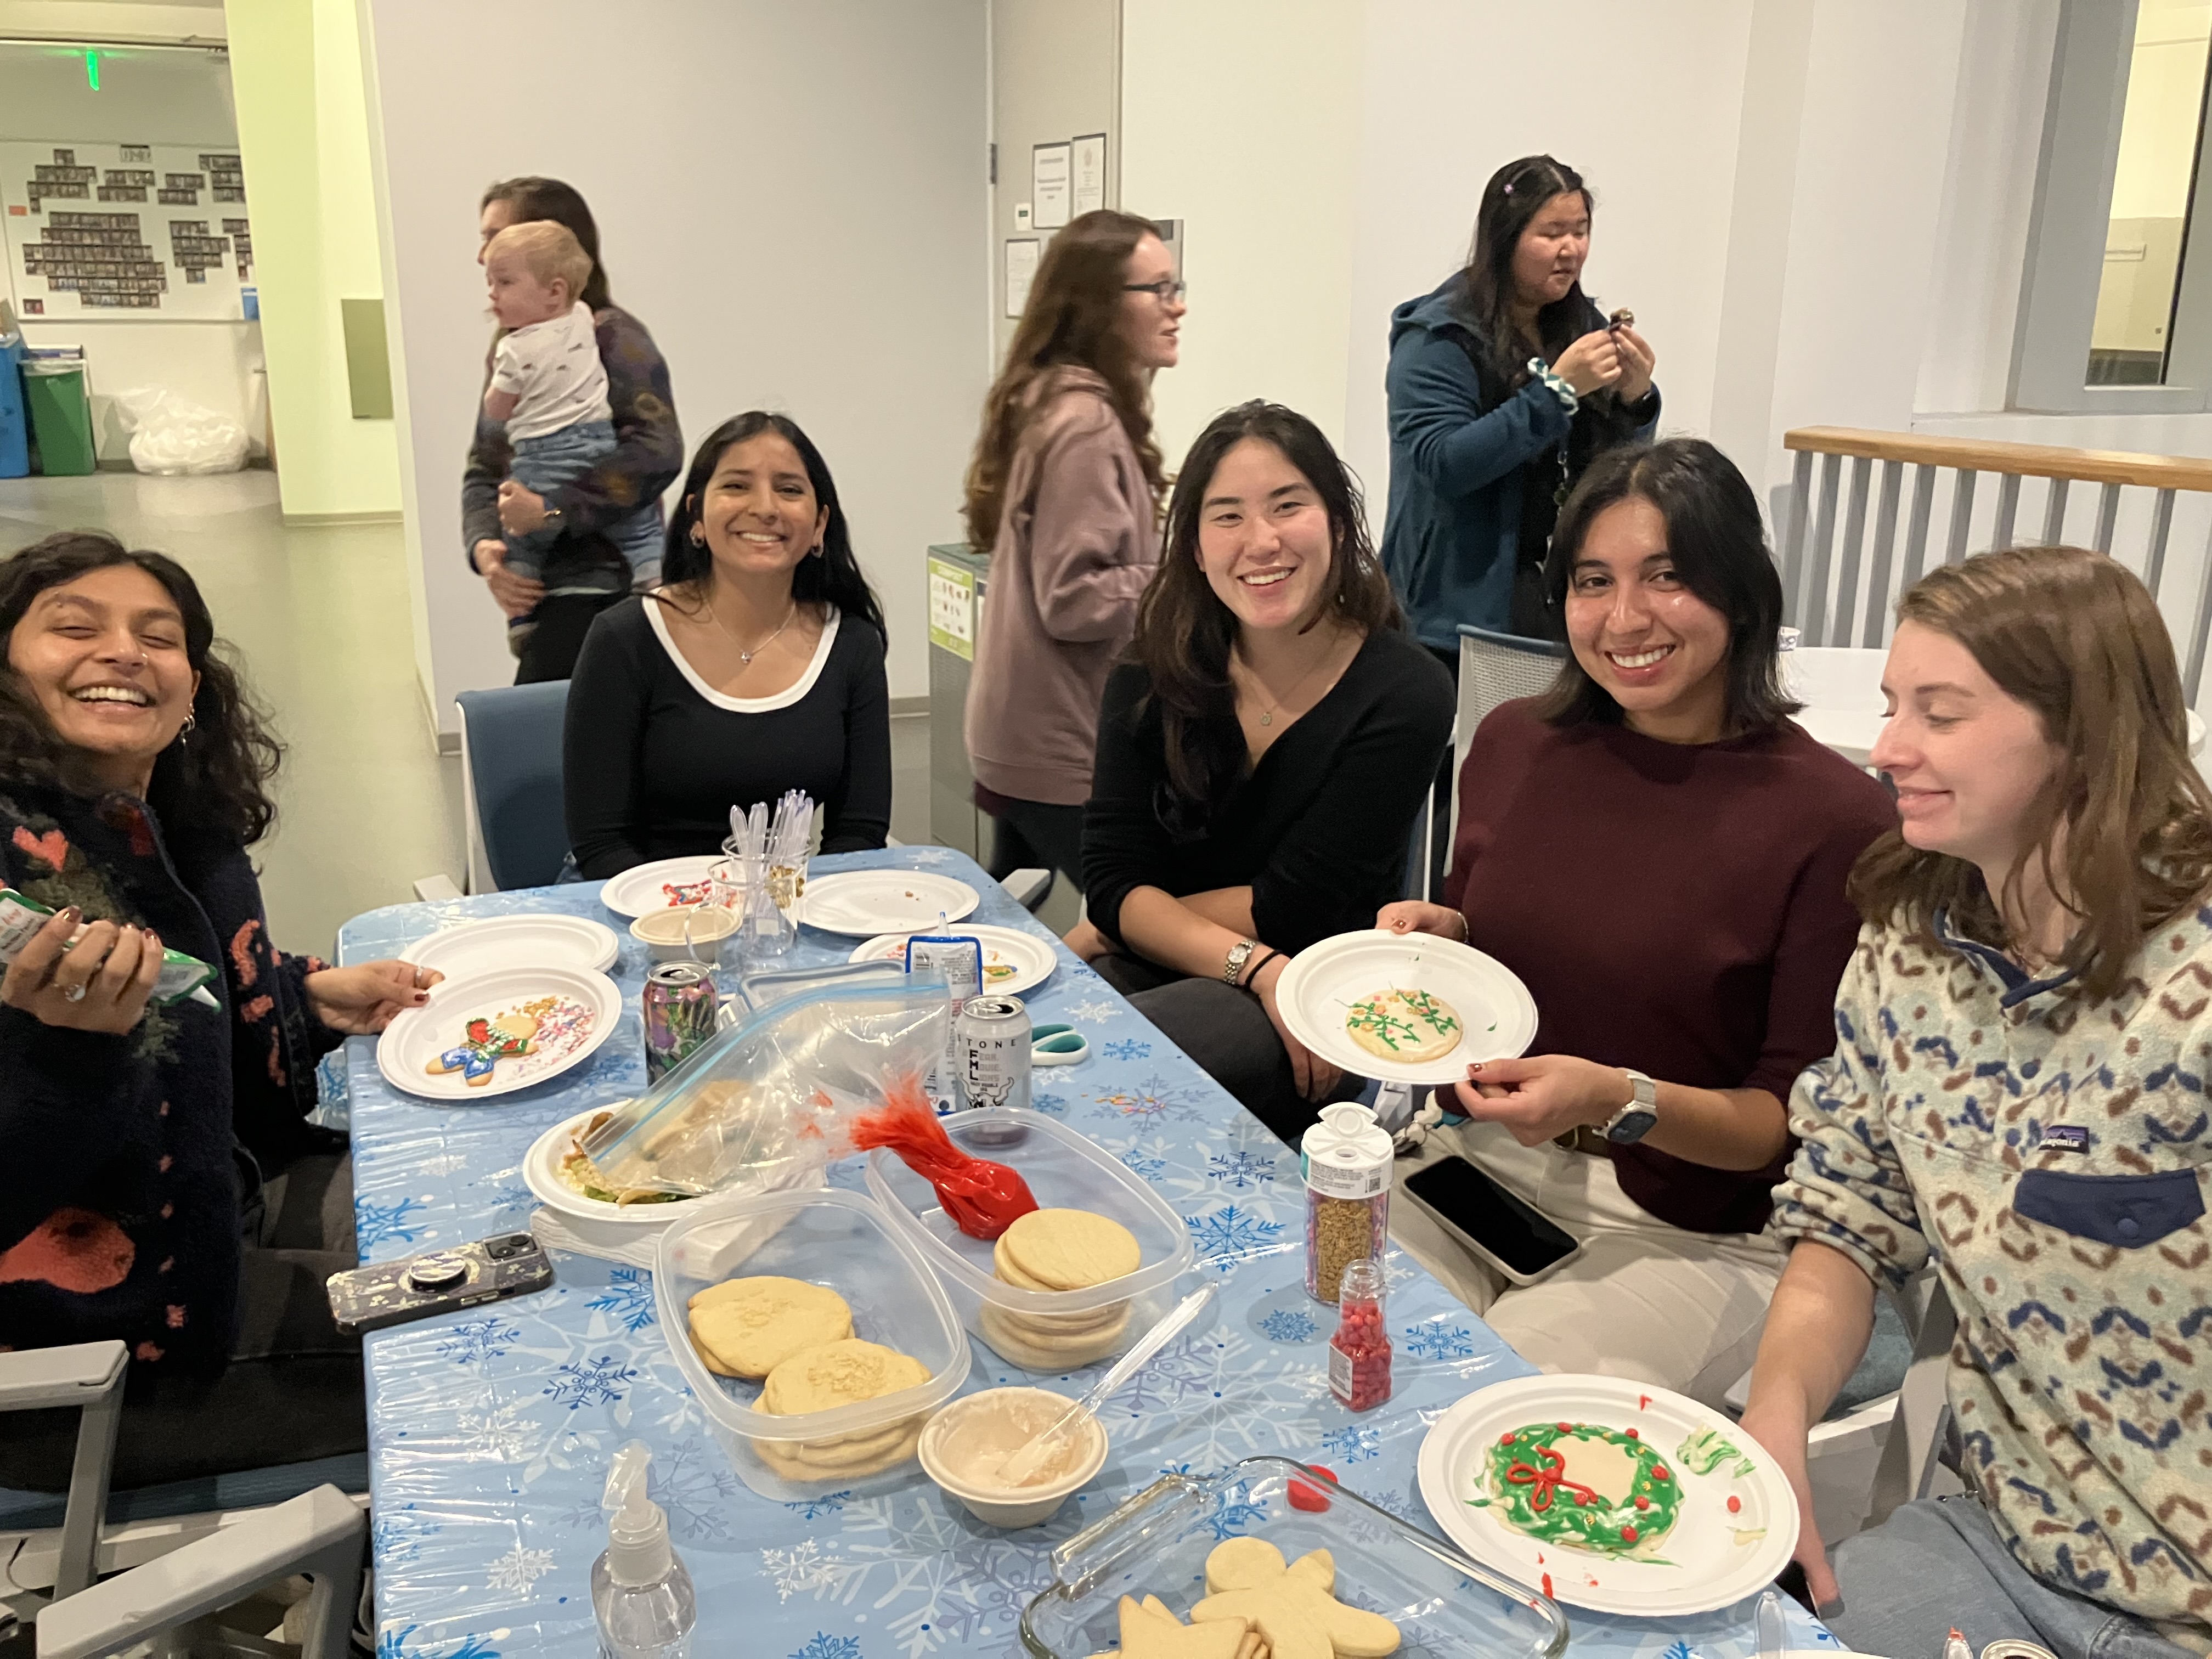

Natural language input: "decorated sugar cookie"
[1344,987,1461,1063]
[1472,1421,1683,1558]
[426,1008,542,1087]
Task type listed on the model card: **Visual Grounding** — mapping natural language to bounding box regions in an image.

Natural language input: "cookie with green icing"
[1345,987,1462,1062]
[1472,1421,1681,1556]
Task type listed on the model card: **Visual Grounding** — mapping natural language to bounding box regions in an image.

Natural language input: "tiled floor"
[0,471,944,955]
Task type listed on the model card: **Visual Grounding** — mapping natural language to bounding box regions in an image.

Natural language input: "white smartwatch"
[1601,1069,1659,1145]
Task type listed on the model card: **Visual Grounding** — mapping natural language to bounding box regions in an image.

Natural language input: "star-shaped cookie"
[1192,1541,1399,1659]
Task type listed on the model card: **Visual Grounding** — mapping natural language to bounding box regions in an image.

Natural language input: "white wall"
[359,0,988,733]
[1119,0,1364,466]
[0,26,262,460]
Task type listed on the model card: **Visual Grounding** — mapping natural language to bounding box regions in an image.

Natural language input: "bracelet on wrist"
[1239,947,1281,990]
[1528,356,1580,415]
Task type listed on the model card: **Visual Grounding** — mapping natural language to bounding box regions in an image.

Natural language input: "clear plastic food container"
[651,1187,971,1502]
[1019,1458,1570,1659]
[863,1108,1195,1371]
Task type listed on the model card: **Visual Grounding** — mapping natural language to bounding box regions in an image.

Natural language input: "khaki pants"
[1391,1119,1785,1410]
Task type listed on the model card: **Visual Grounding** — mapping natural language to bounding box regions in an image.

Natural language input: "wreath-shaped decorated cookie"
[1475,1421,1682,1556]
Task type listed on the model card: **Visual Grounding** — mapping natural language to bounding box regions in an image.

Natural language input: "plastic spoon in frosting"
[986,1283,1218,1488]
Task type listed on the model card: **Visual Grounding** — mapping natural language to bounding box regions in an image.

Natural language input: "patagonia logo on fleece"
[2039,1125,2089,1154]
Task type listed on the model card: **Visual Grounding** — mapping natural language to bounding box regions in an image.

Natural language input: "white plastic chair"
[0,1343,366,1658]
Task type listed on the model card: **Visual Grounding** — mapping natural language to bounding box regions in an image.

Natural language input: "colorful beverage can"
[641,960,718,1083]
[957,994,1032,1113]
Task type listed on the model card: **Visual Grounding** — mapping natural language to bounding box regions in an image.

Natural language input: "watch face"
[1605,1106,1659,1146]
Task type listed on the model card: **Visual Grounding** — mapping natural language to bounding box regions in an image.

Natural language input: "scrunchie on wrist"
[1528,356,1579,415]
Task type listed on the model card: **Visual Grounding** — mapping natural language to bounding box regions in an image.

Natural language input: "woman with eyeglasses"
[962,209,1183,906]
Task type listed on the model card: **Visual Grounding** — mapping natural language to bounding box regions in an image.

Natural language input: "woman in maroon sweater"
[1380,438,1894,1406]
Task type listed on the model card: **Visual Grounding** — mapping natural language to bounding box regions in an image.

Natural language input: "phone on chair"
[1401,1156,1582,1286]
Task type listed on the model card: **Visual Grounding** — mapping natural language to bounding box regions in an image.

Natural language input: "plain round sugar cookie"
[998,1207,1141,1290]
[1344,986,1462,1064]
[754,1417,925,1480]
[992,1235,1059,1291]
[760,1338,930,1416]
[978,1301,1130,1370]
[685,1276,852,1379]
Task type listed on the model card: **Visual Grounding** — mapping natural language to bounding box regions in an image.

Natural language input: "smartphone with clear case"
[326,1232,555,1334]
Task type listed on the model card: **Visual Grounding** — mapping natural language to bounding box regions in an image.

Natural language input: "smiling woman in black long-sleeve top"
[1081,402,1453,1143]
[563,412,891,878]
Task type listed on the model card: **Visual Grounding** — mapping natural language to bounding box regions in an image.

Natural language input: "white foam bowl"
[918,1387,1106,1528]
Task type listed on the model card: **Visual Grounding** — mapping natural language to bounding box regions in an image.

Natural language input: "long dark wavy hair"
[1848,546,2212,1004]
[482,177,611,310]
[1129,402,1402,813]
[963,209,1167,550]
[1454,155,1595,394]
[0,532,281,847]
[658,413,886,639]
[1534,438,1797,733]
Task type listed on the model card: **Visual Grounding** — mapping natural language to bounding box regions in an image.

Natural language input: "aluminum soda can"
[642,960,719,1083]
[957,994,1032,1113]
[1980,1644,2059,1659]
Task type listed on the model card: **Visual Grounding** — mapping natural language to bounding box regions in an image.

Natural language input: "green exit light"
[84,49,99,91]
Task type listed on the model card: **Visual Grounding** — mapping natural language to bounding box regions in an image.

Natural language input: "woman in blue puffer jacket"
[1381,154,1661,653]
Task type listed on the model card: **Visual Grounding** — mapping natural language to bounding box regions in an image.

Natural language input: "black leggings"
[515,590,627,684]
[0,1155,365,1494]
[984,797,1086,891]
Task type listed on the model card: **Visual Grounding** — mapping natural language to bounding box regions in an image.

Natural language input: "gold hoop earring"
[689,528,706,546]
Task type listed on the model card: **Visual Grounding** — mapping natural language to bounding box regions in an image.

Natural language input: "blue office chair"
[457,681,572,893]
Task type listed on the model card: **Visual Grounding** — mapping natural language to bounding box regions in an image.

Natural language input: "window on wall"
[2087,0,2212,386]
[2016,0,2212,411]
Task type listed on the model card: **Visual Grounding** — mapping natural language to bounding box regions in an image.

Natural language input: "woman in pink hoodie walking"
[962,210,1183,905]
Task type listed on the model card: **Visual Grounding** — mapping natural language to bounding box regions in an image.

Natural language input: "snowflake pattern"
[437,1317,522,1367]
[585,1267,659,1333]
[542,1353,638,1410]
[1319,1424,1383,1464]
[1090,1073,1206,1125]
[1401,1321,1477,1361]
[1661,1645,1697,1659]
[1206,1149,1276,1189]
[1118,1148,1168,1182]
[334,868,1713,1659]
[356,1193,429,1251]
[1184,1203,1288,1269]
[1258,1307,1317,1343]
[483,1544,555,1593]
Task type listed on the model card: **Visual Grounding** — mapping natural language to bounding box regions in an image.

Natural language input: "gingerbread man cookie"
[1192,1541,1399,1659]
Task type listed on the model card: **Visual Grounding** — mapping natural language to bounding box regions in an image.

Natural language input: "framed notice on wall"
[1031,141,1071,231]
[1,138,253,321]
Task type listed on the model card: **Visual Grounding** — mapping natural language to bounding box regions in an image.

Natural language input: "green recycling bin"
[23,363,95,476]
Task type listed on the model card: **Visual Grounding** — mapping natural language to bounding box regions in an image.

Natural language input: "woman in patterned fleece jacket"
[1742,546,2212,1659]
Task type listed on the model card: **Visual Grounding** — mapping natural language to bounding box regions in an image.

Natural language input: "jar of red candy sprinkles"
[1327,1257,1392,1412]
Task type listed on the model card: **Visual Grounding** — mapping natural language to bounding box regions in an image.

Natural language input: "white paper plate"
[847,923,1056,996]
[598,856,723,919]
[1418,1373,1799,1617]
[375,965,622,1103]
[524,1108,831,1232]
[800,870,979,935]
[401,913,619,979]
[524,1109,704,1228]
[1275,928,1537,1084]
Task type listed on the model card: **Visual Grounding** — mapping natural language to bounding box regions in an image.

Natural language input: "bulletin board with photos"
[1,139,253,322]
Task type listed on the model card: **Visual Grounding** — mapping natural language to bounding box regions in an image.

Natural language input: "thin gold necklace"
[708,594,798,667]
[1240,631,1343,728]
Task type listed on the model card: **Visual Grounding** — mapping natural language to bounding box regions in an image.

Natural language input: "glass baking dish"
[1019,1457,1569,1659]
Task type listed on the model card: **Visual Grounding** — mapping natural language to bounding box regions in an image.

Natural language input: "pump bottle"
[592,1441,697,1659]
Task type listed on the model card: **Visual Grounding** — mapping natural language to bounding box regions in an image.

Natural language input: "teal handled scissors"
[1031,1023,1089,1066]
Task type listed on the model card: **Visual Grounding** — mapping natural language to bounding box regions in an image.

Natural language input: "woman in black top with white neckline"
[1080,402,1454,1143]
[563,412,891,878]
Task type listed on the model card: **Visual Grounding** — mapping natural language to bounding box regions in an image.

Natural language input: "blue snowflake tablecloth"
[338,848,1835,1659]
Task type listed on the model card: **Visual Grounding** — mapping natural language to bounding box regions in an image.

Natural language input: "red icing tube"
[852,1075,1039,1240]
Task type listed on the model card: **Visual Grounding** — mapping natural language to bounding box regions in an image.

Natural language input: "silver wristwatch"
[1602,1069,1659,1144]
[1222,938,1257,986]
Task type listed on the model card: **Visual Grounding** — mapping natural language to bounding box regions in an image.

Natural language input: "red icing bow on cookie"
[1503,1443,1603,1513]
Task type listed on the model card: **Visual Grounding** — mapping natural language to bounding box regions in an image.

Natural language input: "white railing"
[1776,426,2212,701]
